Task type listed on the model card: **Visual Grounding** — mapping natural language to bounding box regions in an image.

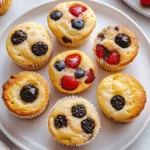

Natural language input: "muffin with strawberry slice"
[93,26,138,71]
[49,50,95,94]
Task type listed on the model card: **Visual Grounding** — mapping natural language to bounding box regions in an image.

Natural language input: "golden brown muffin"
[0,0,12,15]
[47,1,96,48]
[49,50,96,94]
[93,26,138,71]
[2,72,50,119]
[48,96,100,146]
[6,22,52,70]
[97,73,146,123]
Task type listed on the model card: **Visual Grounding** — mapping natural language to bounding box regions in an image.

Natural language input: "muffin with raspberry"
[2,72,50,119]
[49,50,95,94]
[97,73,146,123]
[93,26,138,71]
[6,22,52,70]
[47,1,96,48]
[48,96,100,146]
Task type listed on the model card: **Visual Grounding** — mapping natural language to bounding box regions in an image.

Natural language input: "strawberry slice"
[85,69,95,84]
[61,76,79,90]
[69,4,87,17]
[105,51,120,65]
[140,0,150,5]
[65,54,81,69]
[95,45,109,59]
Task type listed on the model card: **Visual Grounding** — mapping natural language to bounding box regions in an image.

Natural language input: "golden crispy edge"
[2,72,50,116]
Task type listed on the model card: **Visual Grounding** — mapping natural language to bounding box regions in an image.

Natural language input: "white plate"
[123,0,150,18]
[0,0,150,150]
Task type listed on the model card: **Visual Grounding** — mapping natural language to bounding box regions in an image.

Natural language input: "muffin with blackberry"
[93,26,138,71]
[6,22,52,70]
[97,73,146,123]
[48,96,100,146]
[49,50,96,94]
[47,1,96,48]
[2,72,50,119]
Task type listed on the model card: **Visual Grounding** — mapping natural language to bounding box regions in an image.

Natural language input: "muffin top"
[47,1,96,42]
[49,50,96,94]
[48,96,100,146]
[97,73,146,122]
[93,26,138,66]
[6,22,52,65]
[2,72,49,116]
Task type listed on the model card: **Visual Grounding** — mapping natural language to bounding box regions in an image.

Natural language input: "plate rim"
[123,0,150,18]
[0,0,150,150]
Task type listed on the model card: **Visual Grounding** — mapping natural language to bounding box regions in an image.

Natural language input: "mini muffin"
[48,96,100,146]
[2,72,50,119]
[93,26,138,71]
[6,22,52,70]
[47,1,96,48]
[49,50,96,94]
[97,73,146,123]
[0,0,12,15]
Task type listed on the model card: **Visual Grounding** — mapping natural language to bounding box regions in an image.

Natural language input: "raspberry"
[69,4,87,17]
[65,54,81,69]
[95,45,109,59]
[85,69,95,84]
[140,0,150,5]
[106,51,120,65]
[61,76,79,90]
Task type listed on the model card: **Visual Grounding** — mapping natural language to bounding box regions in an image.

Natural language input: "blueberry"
[31,42,48,56]
[50,11,63,21]
[81,117,95,134]
[11,30,27,45]
[54,115,67,128]
[111,95,125,111]
[72,19,84,30]
[115,34,130,48]
[74,68,85,79]
[62,37,72,43]
[20,84,38,103]
[72,104,86,118]
[114,26,119,31]
[54,61,66,71]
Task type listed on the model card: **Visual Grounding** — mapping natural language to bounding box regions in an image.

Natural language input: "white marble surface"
[0,0,150,150]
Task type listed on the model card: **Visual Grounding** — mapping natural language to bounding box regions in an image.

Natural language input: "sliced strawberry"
[65,54,81,69]
[69,4,87,17]
[140,0,150,5]
[85,69,95,84]
[95,45,110,59]
[61,76,79,90]
[105,51,120,65]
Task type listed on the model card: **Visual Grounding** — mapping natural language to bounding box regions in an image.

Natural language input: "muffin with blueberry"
[97,73,146,123]
[47,1,96,48]
[6,22,52,70]
[93,26,138,71]
[49,50,95,94]
[0,0,12,15]
[2,72,50,119]
[48,96,100,146]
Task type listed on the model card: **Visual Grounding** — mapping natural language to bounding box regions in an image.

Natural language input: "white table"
[0,0,150,150]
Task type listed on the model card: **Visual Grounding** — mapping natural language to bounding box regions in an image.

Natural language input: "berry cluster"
[95,27,131,65]
[11,30,48,56]
[50,4,87,43]
[54,54,95,91]
[54,104,95,134]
